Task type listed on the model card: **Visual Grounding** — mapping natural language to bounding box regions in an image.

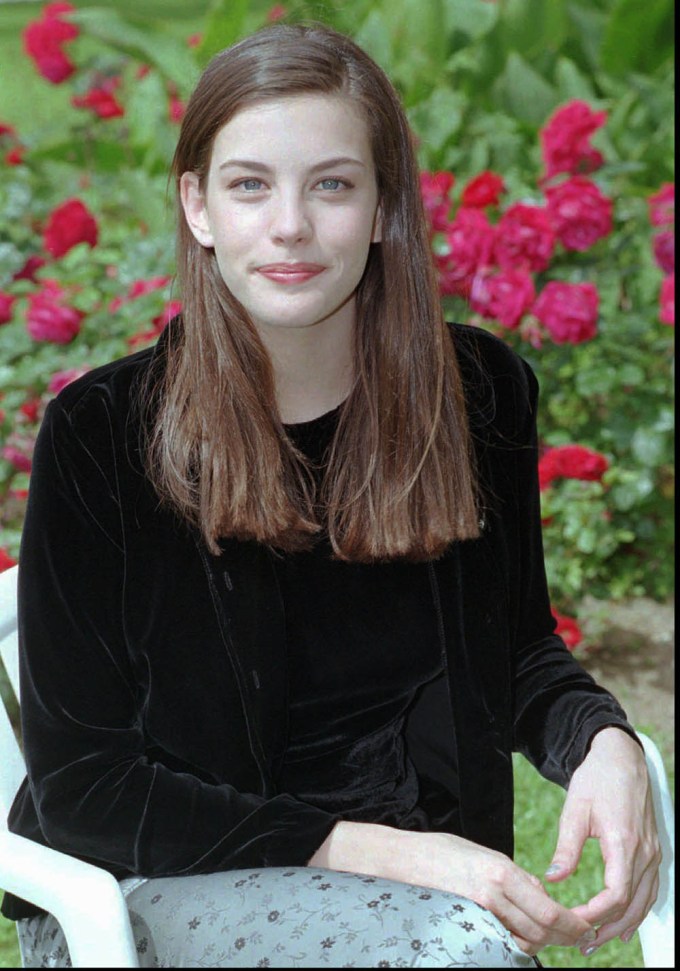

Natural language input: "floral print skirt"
[18,867,537,968]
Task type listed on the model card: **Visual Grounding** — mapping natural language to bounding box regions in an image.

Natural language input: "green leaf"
[443,0,499,41]
[68,7,199,93]
[600,0,674,76]
[554,56,596,102]
[493,52,558,126]
[630,428,668,467]
[407,85,465,154]
[498,0,569,60]
[195,0,251,65]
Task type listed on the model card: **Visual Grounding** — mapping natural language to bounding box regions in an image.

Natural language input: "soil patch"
[578,597,675,769]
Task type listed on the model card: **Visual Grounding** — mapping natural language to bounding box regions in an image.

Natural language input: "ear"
[371,200,383,244]
[180,172,215,248]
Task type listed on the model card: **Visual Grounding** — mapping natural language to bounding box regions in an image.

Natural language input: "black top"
[276,407,444,829]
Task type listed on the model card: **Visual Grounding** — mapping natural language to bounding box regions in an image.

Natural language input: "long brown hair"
[144,22,480,560]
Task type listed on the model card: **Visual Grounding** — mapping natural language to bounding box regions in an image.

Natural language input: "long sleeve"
[508,359,638,785]
[12,392,338,882]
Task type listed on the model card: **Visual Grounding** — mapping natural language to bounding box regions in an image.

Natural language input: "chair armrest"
[0,831,139,968]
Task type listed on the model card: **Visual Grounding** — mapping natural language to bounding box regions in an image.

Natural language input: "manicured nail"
[545,863,561,875]
[577,930,597,947]
[582,945,599,957]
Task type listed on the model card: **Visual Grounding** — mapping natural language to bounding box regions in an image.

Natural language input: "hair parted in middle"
[144,21,480,561]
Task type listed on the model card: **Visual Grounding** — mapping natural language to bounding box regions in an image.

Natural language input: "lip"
[256,262,326,284]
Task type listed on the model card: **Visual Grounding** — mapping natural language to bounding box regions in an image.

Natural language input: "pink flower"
[437,208,496,297]
[108,274,172,312]
[43,198,98,258]
[660,273,674,326]
[539,444,609,490]
[648,183,674,227]
[540,100,607,181]
[23,2,79,84]
[72,78,125,119]
[420,171,456,233]
[48,366,91,394]
[470,268,535,329]
[653,230,675,275]
[551,608,583,651]
[26,280,84,343]
[13,255,47,282]
[495,203,556,272]
[0,291,16,325]
[461,171,506,209]
[266,5,288,22]
[169,93,186,124]
[2,444,33,474]
[0,548,17,573]
[533,281,599,344]
[545,176,613,252]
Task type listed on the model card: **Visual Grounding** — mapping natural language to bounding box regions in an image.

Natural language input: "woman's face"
[181,94,382,338]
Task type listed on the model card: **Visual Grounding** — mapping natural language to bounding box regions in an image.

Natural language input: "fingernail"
[582,945,599,957]
[621,928,636,943]
[577,930,597,947]
[545,863,561,875]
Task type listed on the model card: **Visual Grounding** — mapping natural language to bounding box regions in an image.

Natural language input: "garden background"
[0,0,674,967]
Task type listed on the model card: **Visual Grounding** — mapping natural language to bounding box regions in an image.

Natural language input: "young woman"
[3,23,659,969]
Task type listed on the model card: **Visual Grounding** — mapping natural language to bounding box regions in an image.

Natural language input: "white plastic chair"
[0,566,138,968]
[0,562,676,967]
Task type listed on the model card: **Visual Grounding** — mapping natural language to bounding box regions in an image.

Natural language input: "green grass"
[1,740,671,968]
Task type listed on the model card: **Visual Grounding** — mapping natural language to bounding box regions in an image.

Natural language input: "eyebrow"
[218,156,367,173]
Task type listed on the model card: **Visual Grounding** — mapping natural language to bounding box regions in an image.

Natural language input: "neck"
[257,308,355,424]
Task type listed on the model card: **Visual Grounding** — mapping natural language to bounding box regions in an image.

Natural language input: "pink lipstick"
[256,262,325,284]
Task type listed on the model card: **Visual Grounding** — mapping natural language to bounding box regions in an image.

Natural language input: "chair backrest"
[0,565,25,822]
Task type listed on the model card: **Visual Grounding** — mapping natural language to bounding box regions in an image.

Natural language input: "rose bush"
[0,0,674,652]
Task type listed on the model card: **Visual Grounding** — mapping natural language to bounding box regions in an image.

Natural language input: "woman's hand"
[309,821,597,956]
[544,726,662,957]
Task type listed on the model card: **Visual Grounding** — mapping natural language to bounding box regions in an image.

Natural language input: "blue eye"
[237,179,264,191]
[318,178,345,191]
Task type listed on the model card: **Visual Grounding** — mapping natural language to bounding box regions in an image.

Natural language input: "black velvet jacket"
[3,321,634,920]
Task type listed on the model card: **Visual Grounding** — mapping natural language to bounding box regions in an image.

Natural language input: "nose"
[269,189,313,246]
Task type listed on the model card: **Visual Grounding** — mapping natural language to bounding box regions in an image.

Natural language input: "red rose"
[539,444,609,490]
[48,366,91,394]
[494,203,555,273]
[648,183,674,227]
[23,2,79,84]
[20,398,41,423]
[2,444,33,474]
[660,273,674,326]
[545,176,613,252]
[0,291,15,325]
[26,280,84,343]
[0,548,17,573]
[266,5,288,23]
[0,123,15,137]
[72,78,125,119]
[470,268,535,329]
[420,171,456,233]
[437,208,496,297]
[540,100,607,181]
[5,147,26,166]
[551,608,583,652]
[653,230,675,275]
[461,171,506,209]
[169,93,186,124]
[533,281,599,344]
[108,274,172,312]
[13,255,47,282]
[128,299,182,348]
[43,198,98,258]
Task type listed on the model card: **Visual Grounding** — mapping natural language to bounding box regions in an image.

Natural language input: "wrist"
[307,820,407,881]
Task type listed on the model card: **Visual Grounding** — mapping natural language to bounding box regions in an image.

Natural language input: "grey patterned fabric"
[18,867,536,968]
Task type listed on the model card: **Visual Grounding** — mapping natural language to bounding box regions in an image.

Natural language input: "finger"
[502,872,596,949]
[571,832,635,927]
[579,870,660,955]
[545,794,591,882]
